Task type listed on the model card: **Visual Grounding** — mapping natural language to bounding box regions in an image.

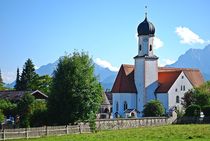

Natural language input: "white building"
[112,14,204,118]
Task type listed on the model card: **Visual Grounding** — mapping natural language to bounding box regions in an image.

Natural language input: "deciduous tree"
[17,93,35,127]
[48,51,103,125]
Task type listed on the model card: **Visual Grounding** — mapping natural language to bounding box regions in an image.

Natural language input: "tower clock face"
[143,38,148,42]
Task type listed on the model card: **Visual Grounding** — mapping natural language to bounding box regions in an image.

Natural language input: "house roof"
[101,92,110,105]
[112,64,137,93]
[124,109,139,113]
[0,90,48,101]
[156,71,182,93]
[105,92,112,105]
[111,65,204,93]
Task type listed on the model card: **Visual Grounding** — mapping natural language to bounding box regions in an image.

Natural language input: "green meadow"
[13,124,210,141]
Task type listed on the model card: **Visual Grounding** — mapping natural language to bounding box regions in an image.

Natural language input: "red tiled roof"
[183,70,204,87]
[111,65,204,93]
[112,64,137,93]
[156,71,181,93]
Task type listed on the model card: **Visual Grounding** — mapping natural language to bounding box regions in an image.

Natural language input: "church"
[111,14,204,118]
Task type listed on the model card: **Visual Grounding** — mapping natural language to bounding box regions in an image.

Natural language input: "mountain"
[166,44,210,80]
[35,60,117,90]
[35,61,58,76]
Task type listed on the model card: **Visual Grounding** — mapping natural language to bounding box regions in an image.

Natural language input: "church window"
[176,96,180,103]
[175,88,178,92]
[183,85,185,91]
[124,101,128,111]
[150,45,152,51]
[139,44,141,51]
[116,102,119,112]
[181,85,182,91]
[182,76,184,79]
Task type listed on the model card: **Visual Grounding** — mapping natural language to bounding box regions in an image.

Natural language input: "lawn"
[14,124,210,141]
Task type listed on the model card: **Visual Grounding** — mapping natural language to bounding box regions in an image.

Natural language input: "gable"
[155,71,181,93]
[111,64,137,93]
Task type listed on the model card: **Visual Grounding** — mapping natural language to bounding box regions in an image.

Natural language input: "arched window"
[150,45,152,51]
[139,44,141,51]
[176,96,180,103]
[124,101,128,110]
[116,102,119,112]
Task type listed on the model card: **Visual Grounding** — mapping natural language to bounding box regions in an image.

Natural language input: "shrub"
[143,100,164,117]
[30,101,47,127]
[185,104,201,117]
[202,105,210,117]
[0,110,4,123]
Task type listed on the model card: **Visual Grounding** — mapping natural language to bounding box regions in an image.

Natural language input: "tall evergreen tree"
[48,51,103,125]
[15,68,21,90]
[0,69,5,90]
[19,59,37,91]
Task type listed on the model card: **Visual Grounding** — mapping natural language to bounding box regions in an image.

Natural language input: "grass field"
[14,124,210,141]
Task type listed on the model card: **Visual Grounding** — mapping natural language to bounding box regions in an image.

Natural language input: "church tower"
[134,14,159,116]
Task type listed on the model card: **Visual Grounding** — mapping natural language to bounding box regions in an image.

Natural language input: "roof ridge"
[158,67,200,71]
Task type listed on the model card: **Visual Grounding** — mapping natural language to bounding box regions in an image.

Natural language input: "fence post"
[45,126,48,136]
[79,125,82,134]
[3,129,5,141]
[25,128,29,139]
[66,125,69,134]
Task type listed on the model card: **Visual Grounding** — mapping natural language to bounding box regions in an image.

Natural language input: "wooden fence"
[0,124,91,141]
[0,117,175,140]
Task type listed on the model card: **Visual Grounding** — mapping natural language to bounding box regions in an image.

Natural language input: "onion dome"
[137,17,155,36]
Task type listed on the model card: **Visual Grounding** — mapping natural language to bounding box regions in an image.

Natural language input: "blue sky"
[0,0,210,83]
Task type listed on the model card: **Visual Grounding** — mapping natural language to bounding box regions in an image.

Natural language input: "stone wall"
[96,117,173,130]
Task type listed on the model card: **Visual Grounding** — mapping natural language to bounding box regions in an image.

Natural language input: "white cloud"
[94,58,119,72]
[175,26,205,45]
[2,72,16,84]
[34,65,39,69]
[159,59,175,67]
[154,37,164,49]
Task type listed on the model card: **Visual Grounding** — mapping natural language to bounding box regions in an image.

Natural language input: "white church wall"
[112,93,136,118]
[134,58,145,115]
[156,93,169,113]
[168,72,193,111]
[145,60,158,101]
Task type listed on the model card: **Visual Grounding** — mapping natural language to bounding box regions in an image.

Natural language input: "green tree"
[182,89,194,108]
[184,104,201,117]
[143,100,165,117]
[19,59,37,91]
[30,101,47,127]
[0,69,5,90]
[14,68,21,90]
[31,75,52,95]
[0,110,4,123]
[48,51,103,125]
[183,82,210,109]
[0,99,17,116]
[17,93,35,127]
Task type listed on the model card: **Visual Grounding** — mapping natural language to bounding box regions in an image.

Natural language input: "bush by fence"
[176,117,210,124]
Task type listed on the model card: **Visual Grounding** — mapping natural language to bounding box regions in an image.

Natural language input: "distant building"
[0,90,48,102]
[98,92,112,119]
[111,14,204,118]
